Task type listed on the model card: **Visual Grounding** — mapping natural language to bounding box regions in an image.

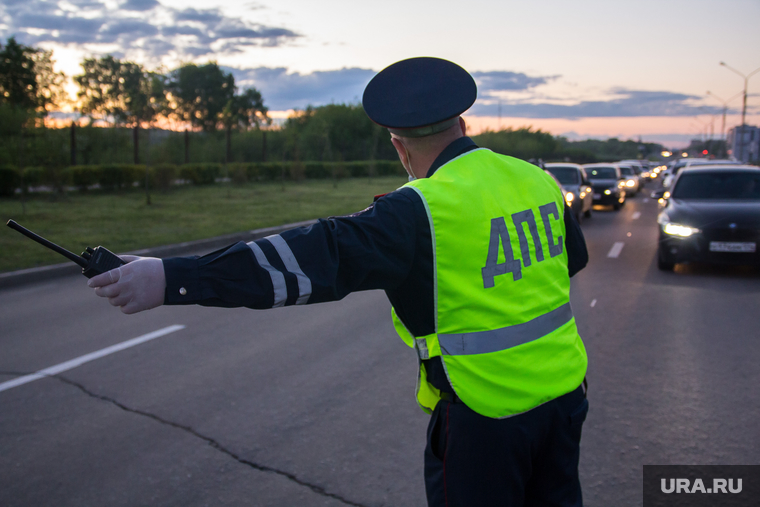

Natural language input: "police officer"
[89,57,589,506]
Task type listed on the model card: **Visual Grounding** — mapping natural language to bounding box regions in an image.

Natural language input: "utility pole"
[719,62,760,162]
[706,90,743,155]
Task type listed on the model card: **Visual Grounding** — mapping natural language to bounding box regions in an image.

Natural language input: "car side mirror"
[651,188,667,199]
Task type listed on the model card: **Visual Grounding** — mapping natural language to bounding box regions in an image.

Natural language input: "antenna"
[6,220,88,268]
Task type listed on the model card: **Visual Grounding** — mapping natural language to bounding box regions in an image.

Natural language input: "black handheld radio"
[6,219,126,278]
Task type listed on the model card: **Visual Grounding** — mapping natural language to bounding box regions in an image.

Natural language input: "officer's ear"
[391,136,412,175]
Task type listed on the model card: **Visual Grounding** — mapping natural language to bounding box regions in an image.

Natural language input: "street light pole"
[706,90,743,157]
[719,62,760,161]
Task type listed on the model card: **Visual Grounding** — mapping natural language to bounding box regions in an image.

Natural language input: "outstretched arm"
[88,188,422,314]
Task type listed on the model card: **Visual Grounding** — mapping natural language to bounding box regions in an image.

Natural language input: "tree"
[75,55,166,127]
[222,88,269,129]
[74,55,122,123]
[30,47,68,114]
[121,66,168,126]
[473,128,559,161]
[281,104,386,162]
[166,63,235,132]
[0,37,67,115]
[221,88,270,162]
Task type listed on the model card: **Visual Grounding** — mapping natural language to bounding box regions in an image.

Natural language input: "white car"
[616,163,642,196]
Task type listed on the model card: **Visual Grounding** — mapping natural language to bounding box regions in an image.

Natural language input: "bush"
[21,166,45,191]
[243,163,260,182]
[374,160,405,177]
[228,163,248,184]
[149,163,177,191]
[303,162,330,179]
[257,162,285,181]
[99,164,143,190]
[65,165,100,191]
[344,161,370,177]
[180,163,222,185]
[0,165,20,197]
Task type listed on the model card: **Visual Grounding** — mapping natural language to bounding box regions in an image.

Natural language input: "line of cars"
[544,160,652,222]
[652,162,760,271]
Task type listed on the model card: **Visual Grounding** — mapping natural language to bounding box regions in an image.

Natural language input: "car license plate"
[593,193,601,199]
[709,242,756,253]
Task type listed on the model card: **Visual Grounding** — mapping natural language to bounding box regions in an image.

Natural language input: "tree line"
[0,37,268,132]
[0,36,664,174]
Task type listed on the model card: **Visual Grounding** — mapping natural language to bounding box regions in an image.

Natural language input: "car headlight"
[604,189,612,195]
[658,214,701,237]
[625,179,635,187]
[565,192,574,203]
[618,181,625,188]
[663,223,701,237]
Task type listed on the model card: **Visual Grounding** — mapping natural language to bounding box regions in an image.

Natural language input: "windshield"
[619,167,635,176]
[546,167,580,184]
[586,167,618,179]
[672,172,760,200]
[672,161,690,174]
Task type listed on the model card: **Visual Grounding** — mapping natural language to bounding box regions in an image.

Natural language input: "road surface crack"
[2,370,368,507]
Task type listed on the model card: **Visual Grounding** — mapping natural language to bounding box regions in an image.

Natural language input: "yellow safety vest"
[392,148,587,418]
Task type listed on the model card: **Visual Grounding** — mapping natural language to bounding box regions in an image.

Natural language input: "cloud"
[0,0,300,60]
[227,66,376,111]
[120,0,159,11]
[174,7,224,26]
[98,19,160,44]
[473,71,558,97]
[470,88,723,119]
[223,66,724,123]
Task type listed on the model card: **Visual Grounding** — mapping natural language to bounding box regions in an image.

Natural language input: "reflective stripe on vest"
[438,302,573,356]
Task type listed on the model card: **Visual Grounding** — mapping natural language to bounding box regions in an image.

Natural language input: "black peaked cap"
[362,57,477,132]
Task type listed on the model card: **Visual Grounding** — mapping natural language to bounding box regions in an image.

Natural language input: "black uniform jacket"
[163,137,589,393]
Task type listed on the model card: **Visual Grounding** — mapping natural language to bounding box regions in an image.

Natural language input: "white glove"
[88,255,166,315]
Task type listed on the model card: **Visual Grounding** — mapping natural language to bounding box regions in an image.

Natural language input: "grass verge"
[0,176,408,273]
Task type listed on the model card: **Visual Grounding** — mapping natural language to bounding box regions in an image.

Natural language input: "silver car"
[545,163,594,222]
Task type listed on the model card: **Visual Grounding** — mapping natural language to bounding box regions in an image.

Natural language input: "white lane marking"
[607,242,625,258]
[0,325,185,394]
[643,198,649,203]
[590,299,597,307]
[632,211,641,219]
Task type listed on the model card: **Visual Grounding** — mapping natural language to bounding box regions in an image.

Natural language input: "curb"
[0,219,318,290]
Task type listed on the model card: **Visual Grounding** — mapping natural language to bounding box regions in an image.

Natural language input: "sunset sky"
[2,0,759,148]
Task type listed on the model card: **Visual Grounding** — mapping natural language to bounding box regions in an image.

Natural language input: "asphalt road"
[2,188,759,507]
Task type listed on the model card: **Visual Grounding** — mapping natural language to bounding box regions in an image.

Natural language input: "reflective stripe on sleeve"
[247,241,287,308]
[264,234,312,305]
[438,302,574,356]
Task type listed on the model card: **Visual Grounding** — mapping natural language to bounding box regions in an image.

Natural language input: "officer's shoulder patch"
[330,202,376,219]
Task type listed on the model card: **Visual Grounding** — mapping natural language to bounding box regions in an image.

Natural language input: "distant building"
[727,124,760,163]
